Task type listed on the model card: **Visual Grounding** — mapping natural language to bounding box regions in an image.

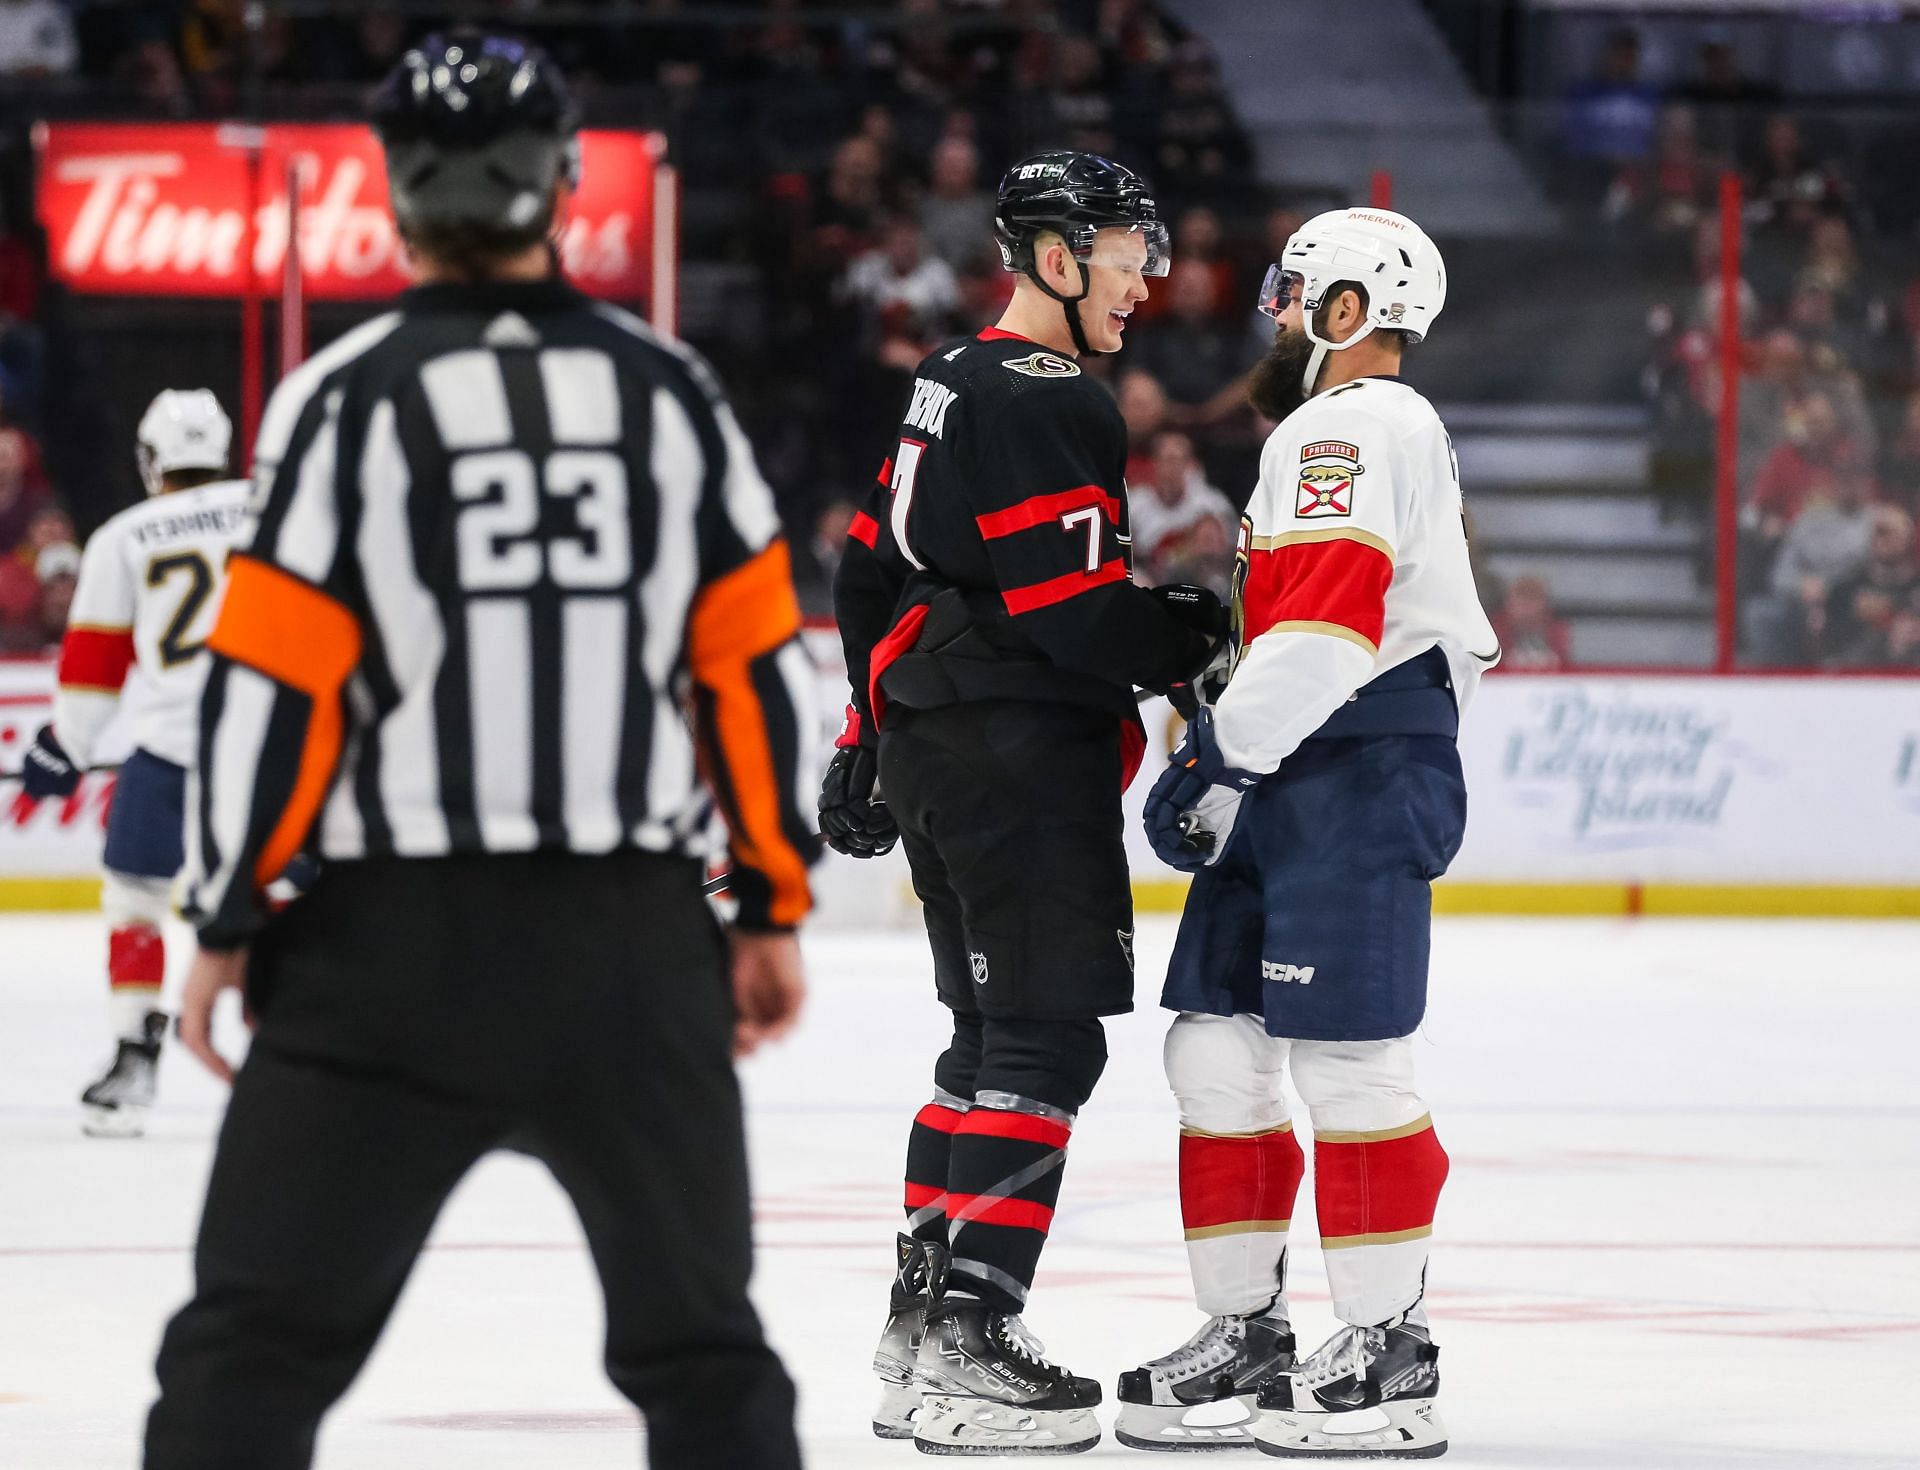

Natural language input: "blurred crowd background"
[2,0,1919,669]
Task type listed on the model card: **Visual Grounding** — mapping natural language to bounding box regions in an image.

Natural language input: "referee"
[146,34,817,1470]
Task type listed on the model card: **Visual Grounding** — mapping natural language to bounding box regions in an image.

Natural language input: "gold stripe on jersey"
[1257,619,1380,657]
[1249,526,1396,561]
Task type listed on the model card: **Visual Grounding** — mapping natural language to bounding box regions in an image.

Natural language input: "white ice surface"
[2,913,1918,1469]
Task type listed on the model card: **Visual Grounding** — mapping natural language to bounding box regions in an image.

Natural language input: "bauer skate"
[80,1011,166,1139]
[913,1298,1102,1456]
[1116,1304,1294,1451]
[1252,1309,1445,1459]
[873,1234,935,1439]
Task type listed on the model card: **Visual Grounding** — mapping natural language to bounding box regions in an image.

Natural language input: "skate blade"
[81,1104,147,1139]
[1253,1399,1447,1459]
[1115,1394,1260,1451]
[914,1394,1100,1456]
[874,1379,923,1439]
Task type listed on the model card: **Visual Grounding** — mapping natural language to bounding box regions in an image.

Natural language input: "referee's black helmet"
[370,31,580,254]
[992,151,1171,280]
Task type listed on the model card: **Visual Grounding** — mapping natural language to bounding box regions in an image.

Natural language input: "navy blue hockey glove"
[20,725,80,801]
[818,745,899,859]
[1142,709,1261,872]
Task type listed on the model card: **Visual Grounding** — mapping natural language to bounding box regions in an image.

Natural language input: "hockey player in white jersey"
[21,390,251,1138]
[1120,209,1498,1457]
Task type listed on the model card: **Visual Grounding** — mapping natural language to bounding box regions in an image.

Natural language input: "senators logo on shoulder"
[1003,352,1081,380]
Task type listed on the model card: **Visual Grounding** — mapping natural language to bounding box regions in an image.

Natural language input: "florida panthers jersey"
[1213,377,1499,771]
[53,479,251,770]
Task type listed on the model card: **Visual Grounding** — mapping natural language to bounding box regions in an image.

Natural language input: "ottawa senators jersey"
[834,328,1212,749]
[1213,376,1500,771]
[53,479,252,770]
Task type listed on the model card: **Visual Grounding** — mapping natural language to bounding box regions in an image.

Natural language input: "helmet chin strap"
[1299,304,1378,397]
[1027,258,1097,356]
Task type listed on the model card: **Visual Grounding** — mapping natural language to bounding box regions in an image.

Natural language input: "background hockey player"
[20,390,249,1138]
[1123,208,1499,1458]
[820,150,1226,1454]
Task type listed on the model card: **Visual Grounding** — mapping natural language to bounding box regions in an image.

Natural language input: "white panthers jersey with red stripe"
[1213,377,1498,772]
[53,479,252,770]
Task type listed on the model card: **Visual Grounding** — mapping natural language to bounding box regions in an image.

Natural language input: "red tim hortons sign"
[36,122,663,302]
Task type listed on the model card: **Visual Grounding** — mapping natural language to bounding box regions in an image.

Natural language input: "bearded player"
[1117,209,1499,1458]
[21,390,251,1137]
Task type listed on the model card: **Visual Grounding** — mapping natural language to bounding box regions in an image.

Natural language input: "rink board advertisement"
[0,661,114,897]
[35,122,663,303]
[1448,675,1920,886]
[6,653,1918,910]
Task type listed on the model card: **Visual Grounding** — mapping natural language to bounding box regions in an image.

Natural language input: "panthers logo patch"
[1296,439,1363,518]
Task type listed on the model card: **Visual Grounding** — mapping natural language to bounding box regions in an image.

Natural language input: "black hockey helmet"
[993,151,1171,281]
[369,31,580,250]
[993,150,1169,354]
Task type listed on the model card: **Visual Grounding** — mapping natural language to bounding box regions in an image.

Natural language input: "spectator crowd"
[1,190,74,653]
[3,0,1272,637]
[1591,27,1920,669]
[9,6,1918,669]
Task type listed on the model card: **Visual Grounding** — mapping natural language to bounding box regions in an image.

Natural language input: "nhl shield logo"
[970,950,990,985]
[1296,439,1362,519]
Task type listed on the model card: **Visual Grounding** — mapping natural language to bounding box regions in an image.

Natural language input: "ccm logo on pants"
[1262,962,1315,985]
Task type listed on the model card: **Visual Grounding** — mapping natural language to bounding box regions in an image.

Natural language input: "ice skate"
[913,1298,1102,1455]
[873,1234,934,1439]
[1252,1309,1445,1459]
[1116,1303,1294,1451]
[80,1011,166,1139]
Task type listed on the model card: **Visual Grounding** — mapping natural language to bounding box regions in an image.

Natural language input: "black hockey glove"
[1166,680,1201,723]
[818,745,899,859]
[1147,582,1228,641]
[1142,709,1261,872]
[21,725,81,801]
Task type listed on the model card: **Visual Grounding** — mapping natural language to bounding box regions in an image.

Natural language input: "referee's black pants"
[144,851,800,1470]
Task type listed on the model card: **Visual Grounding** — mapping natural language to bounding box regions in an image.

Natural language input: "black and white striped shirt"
[184,278,818,946]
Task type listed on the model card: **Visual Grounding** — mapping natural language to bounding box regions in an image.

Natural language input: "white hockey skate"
[1251,1309,1445,1460]
[873,1234,934,1439]
[80,1012,166,1139]
[913,1301,1101,1456]
[1115,1305,1295,1451]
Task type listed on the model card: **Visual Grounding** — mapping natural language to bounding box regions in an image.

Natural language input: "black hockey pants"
[882,700,1133,1312]
[144,850,800,1470]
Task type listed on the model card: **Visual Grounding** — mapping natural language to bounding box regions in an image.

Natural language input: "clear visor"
[1076,221,1172,278]
[1258,265,1306,320]
[136,442,162,496]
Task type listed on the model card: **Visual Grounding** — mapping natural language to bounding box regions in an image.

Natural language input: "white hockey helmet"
[1259,207,1447,396]
[136,388,232,497]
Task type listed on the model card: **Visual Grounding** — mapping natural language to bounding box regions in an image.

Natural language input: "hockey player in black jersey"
[821,151,1227,1454]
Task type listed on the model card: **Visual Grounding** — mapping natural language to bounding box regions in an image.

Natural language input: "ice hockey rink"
[3,910,1917,1470]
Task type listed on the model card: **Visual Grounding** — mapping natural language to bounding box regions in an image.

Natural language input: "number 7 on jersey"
[1059,504,1103,574]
